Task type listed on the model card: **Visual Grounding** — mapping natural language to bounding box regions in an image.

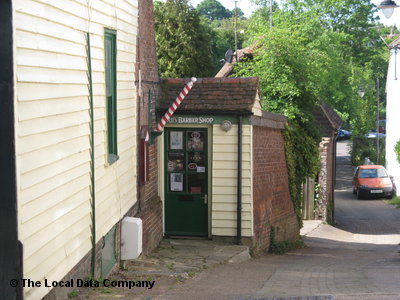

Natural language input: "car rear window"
[359,168,388,178]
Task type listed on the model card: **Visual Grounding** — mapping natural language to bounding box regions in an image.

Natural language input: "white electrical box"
[121,217,142,260]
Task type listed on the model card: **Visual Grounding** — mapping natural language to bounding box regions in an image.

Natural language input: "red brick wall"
[252,126,299,253]
[135,0,163,254]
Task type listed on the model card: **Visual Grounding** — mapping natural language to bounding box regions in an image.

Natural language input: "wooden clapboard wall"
[13,0,139,299]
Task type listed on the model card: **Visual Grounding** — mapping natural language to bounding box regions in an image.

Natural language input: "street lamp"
[378,0,399,19]
[357,86,365,98]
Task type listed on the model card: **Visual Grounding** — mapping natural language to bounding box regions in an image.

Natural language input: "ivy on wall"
[283,121,320,227]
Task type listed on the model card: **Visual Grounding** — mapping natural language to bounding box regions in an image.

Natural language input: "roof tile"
[157,77,260,113]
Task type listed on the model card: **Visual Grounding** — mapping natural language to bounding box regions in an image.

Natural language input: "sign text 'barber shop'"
[169,116,214,124]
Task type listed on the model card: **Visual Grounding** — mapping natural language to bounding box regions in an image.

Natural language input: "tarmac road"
[156,140,400,300]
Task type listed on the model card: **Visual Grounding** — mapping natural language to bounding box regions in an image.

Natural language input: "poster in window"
[188,153,205,169]
[168,152,184,171]
[170,173,184,192]
[187,131,204,151]
[170,131,183,150]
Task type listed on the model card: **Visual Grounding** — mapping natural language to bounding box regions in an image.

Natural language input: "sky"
[371,0,400,28]
[188,0,400,28]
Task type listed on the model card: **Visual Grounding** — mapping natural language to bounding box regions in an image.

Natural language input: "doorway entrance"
[164,128,208,236]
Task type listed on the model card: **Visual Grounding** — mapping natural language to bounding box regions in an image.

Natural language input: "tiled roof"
[390,36,400,48]
[314,103,343,136]
[157,77,260,113]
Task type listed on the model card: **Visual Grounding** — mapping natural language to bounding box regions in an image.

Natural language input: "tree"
[242,0,389,137]
[235,0,390,218]
[154,0,214,77]
[211,17,248,66]
[196,0,232,21]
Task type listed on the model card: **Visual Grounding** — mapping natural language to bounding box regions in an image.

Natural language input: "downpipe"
[237,115,243,245]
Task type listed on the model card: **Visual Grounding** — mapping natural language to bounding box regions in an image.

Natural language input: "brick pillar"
[133,0,163,254]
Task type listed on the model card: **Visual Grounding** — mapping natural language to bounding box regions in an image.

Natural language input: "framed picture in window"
[170,131,183,150]
[170,173,184,192]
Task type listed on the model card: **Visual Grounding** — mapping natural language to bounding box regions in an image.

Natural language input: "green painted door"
[164,128,208,236]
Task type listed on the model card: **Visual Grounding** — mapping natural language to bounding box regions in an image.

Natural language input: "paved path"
[78,140,400,300]
[152,140,400,300]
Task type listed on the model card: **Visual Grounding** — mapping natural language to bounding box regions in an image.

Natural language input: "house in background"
[385,38,400,189]
[1,0,162,299]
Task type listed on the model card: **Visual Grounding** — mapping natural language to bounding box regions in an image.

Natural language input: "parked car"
[353,165,395,199]
[338,129,351,140]
[365,130,386,139]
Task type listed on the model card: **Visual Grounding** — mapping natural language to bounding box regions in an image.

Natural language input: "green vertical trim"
[104,28,118,164]
[86,32,96,278]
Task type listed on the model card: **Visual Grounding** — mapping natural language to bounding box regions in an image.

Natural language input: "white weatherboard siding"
[14,0,138,299]
[212,124,253,237]
[386,49,400,188]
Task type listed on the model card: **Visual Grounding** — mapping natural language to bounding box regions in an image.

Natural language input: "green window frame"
[104,28,118,164]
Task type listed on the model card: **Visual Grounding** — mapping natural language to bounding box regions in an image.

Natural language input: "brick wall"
[135,0,163,254]
[252,126,299,253]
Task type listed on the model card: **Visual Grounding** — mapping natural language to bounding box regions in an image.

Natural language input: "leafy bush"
[284,120,320,227]
[395,140,400,163]
[351,136,385,166]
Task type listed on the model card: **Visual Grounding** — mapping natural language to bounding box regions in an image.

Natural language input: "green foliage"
[350,136,385,166]
[243,0,389,138]
[396,140,400,164]
[236,1,391,215]
[67,291,79,298]
[283,121,320,226]
[210,17,248,68]
[385,196,400,208]
[196,0,232,21]
[154,0,214,77]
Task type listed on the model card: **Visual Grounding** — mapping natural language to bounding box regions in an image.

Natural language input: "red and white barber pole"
[156,77,197,132]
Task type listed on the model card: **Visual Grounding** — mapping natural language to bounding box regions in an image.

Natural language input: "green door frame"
[164,128,209,236]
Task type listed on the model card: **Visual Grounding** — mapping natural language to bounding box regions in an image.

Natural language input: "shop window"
[105,28,118,164]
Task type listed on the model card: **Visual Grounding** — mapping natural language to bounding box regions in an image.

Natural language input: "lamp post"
[378,0,399,19]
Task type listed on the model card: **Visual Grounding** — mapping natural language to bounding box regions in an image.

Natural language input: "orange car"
[353,165,395,199]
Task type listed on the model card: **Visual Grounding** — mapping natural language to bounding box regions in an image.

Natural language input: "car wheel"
[386,193,393,200]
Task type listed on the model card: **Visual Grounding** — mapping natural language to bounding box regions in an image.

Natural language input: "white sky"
[189,0,400,28]
[371,0,400,28]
